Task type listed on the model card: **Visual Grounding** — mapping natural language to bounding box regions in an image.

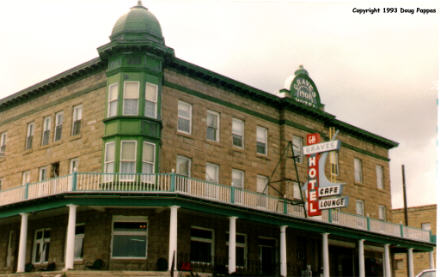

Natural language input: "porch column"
[358,239,365,277]
[280,225,287,277]
[64,204,78,270]
[384,244,391,277]
[429,250,435,268]
[228,216,237,274]
[322,233,330,277]
[168,205,179,271]
[408,248,414,277]
[17,212,29,273]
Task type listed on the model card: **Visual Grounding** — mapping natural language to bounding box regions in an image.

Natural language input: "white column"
[228,216,237,274]
[280,225,287,277]
[429,250,435,269]
[168,206,179,271]
[322,233,330,277]
[358,239,365,277]
[64,204,78,270]
[384,244,391,277]
[17,213,29,273]
[408,248,414,277]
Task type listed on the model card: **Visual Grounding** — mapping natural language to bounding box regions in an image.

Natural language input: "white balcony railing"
[0,172,433,244]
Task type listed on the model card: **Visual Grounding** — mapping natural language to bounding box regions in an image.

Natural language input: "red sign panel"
[306,133,321,216]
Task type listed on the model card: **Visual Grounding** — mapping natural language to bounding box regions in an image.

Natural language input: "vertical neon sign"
[306,133,322,216]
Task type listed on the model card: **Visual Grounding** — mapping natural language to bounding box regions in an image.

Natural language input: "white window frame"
[176,155,191,177]
[190,226,215,264]
[356,200,365,216]
[54,111,63,142]
[71,105,82,136]
[292,181,301,200]
[22,171,31,185]
[120,140,137,181]
[231,169,244,189]
[123,81,140,116]
[108,83,119,117]
[104,142,115,182]
[205,163,220,199]
[74,224,85,261]
[226,232,248,269]
[145,82,158,119]
[39,167,48,182]
[0,132,6,154]
[205,163,219,183]
[421,223,432,231]
[142,141,156,173]
[26,122,34,150]
[256,126,267,155]
[32,228,51,264]
[232,118,244,148]
[177,100,192,134]
[69,158,79,174]
[292,136,303,163]
[378,205,386,221]
[354,158,363,184]
[111,216,148,259]
[256,175,268,208]
[376,165,384,190]
[41,116,51,146]
[206,110,220,142]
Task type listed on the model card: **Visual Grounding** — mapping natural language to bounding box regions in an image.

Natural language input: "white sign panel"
[319,197,348,210]
[302,140,340,156]
[318,185,343,197]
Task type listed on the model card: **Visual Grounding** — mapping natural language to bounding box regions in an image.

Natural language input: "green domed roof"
[110,1,164,44]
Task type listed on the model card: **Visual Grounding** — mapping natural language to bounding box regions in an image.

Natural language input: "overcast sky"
[0,0,438,209]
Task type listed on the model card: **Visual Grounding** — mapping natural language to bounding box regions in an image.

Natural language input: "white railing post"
[358,239,365,277]
[322,233,330,277]
[64,204,78,270]
[17,213,29,273]
[280,225,287,277]
[168,205,179,271]
[228,216,237,274]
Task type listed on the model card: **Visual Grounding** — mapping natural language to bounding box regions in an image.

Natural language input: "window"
[120,141,137,180]
[69,158,79,174]
[206,110,219,142]
[32,228,50,264]
[292,181,301,200]
[205,163,219,183]
[108,83,119,117]
[0,132,6,154]
[176,156,191,177]
[354,158,363,184]
[356,200,364,216]
[226,233,247,268]
[71,105,82,136]
[376,165,384,189]
[421,223,431,231]
[232,118,244,148]
[104,142,115,174]
[292,136,303,163]
[123,81,139,116]
[142,142,155,174]
[330,151,339,176]
[54,112,63,142]
[22,171,31,185]
[26,123,34,150]
[145,83,158,118]
[378,205,386,221]
[74,224,85,260]
[111,216,148,258]
[190,227,214,264]
[256,126,267,155]
[39,167,48,182]
[177,101,192,134]
[231,169,244,189]
[41,117,51,146]
[257,175,268,207]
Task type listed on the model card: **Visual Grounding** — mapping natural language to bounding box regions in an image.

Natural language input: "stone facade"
[392,204,436,276]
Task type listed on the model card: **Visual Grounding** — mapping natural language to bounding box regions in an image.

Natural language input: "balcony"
[0,172,433,244]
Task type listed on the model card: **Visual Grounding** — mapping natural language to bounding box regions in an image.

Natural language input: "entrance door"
[258,237,277,275]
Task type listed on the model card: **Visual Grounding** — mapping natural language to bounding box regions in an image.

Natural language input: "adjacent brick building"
[0,2,435,277]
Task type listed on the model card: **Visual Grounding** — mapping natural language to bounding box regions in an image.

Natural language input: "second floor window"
[232,118,244,148]
[145,83,158,118]
[378,205,386,221]
[376,165,384,189]
[206,111,219,142]
[26,123,34,150]
[356,200,364,216]
[256,126,267,155]
[72,105,82,136]
[123,81,139,116]
[176,155,191,177]
[354,158,363,184]
[120,141,137,175]
[104,142,115,174]
[41,117,51,146]
[108,83,119,117]
[22,171,31,185]
[142,142,155,174]
[70,158,79,173]
[231,169,244,189]
[39,167,48,182]
[205,163,219,183]
[0,132,7,154]
[54,112,63,142]
[178,101,192,134]
[292,136,303,163]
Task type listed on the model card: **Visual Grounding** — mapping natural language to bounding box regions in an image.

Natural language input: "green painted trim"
[72,172,77,191]
[165,81,391,161]
[0,81,106,128]
[367,217,371,230]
